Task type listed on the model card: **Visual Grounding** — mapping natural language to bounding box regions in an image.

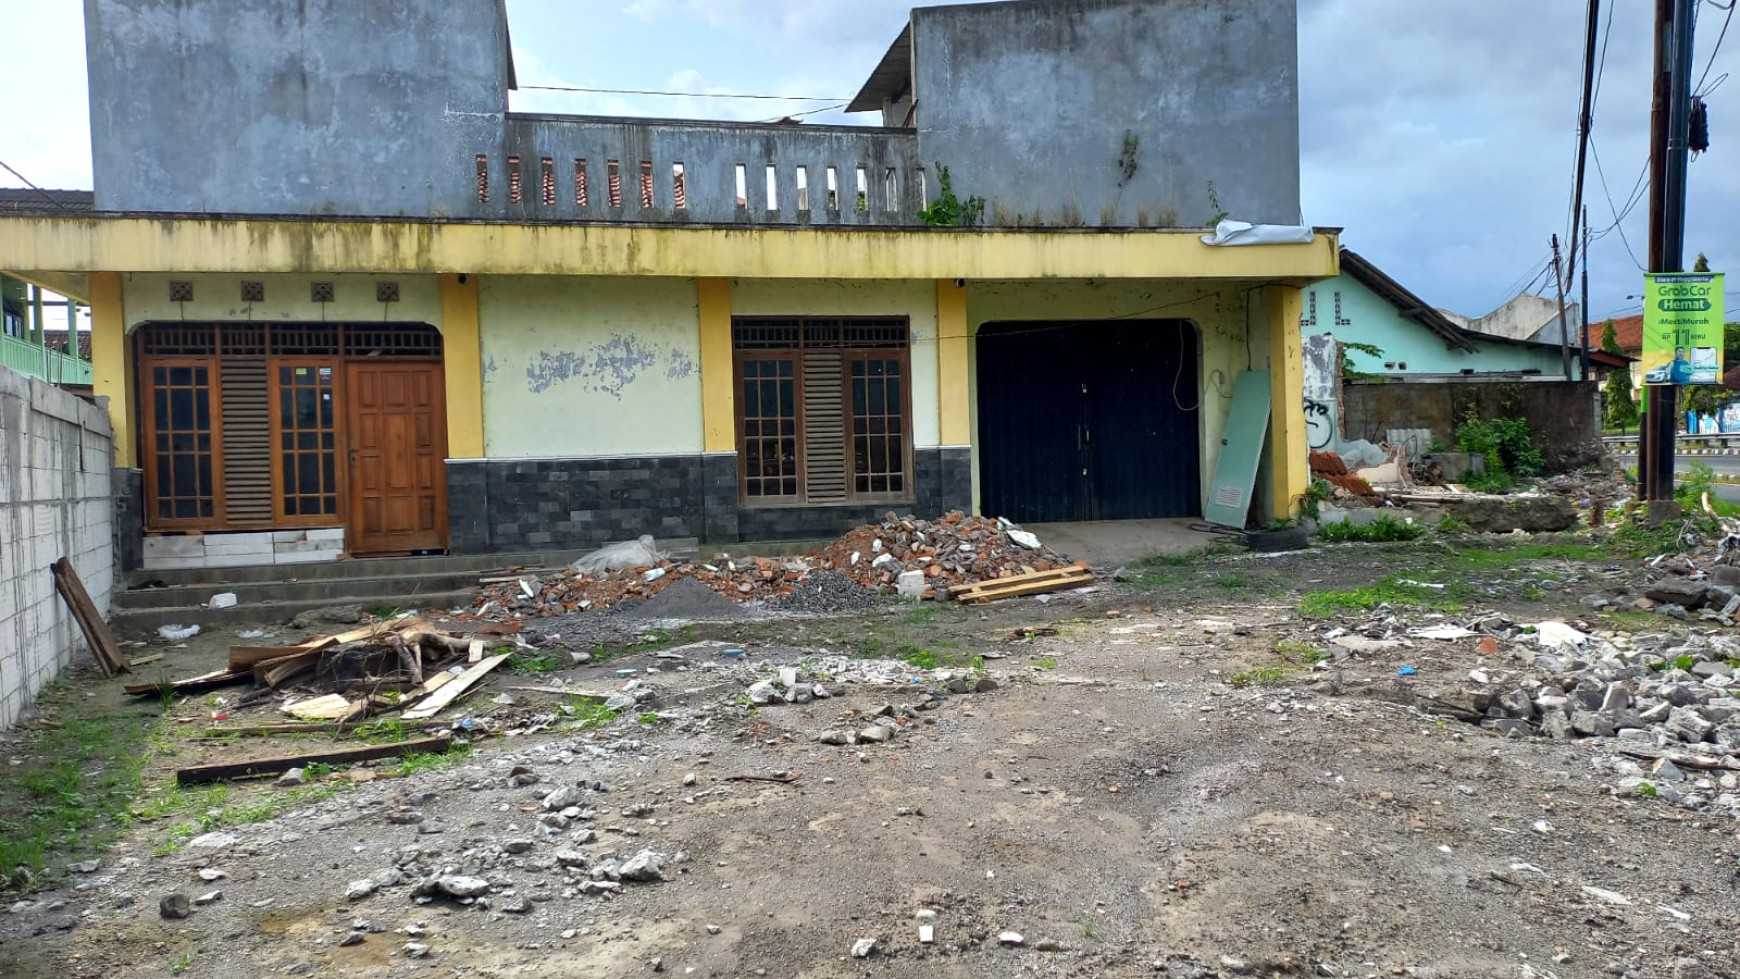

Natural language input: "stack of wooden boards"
[947,562,1095,603]
[126,616,512,725]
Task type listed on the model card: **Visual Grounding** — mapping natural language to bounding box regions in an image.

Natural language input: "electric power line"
[1588,136,1647,271]
[1696,0,1736,94]
[0,159,75,211]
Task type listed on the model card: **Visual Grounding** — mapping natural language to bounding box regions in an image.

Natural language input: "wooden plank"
[949,567,1093,598]
[229,642,321,670]
[123,667,251,696]
[175,735,453,785]
[952,571,1094,604]
[51,558,129,675]
[256,650,322,688]
[282,693,354,720]
[131,653,165,666]
[945,564,1090,596]
[467,639,484,664]
[400,654,511,720]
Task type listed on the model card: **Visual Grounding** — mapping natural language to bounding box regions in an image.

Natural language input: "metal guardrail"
[1602,433,1740,448]
[0,333,93,386]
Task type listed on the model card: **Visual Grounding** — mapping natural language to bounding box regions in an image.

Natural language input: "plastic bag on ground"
[158,624,200,640]
[569,535,667,574]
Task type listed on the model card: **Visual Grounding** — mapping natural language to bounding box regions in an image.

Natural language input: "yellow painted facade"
[477,275,703,457]
[697,278,734,453]
[0,215,1337,284]
[20,211,1338,533]
[935,280,971,447]
[1265,285,1308,520]
[439,274,485,459]
[87,272,131,467]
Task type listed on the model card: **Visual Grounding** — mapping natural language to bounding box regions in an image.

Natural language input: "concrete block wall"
[141,528,345,570]
[0,366,115,727]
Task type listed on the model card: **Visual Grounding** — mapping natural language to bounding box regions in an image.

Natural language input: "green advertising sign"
[1641,272,1725,385]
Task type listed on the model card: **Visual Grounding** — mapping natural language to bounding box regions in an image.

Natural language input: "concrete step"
[113,569,485,611]
[123,548,594,590]
[108,590,479,636]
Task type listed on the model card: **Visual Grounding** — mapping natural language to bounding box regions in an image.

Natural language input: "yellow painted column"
[936,280,970,446]
[1266,284,1308,521]
[698,277,735,452]
[439,273,485,458]
[88,272,134,468]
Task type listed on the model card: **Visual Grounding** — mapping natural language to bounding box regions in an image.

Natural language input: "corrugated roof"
[0,188,94,214]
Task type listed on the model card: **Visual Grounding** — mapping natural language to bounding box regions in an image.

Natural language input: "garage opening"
[976,319,1201,524]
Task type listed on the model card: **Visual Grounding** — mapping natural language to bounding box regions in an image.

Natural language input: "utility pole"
[1566,0,1600,369]
[1642,0,1697,502]
[1552,235,1573,381]
[1581,205,1591,381]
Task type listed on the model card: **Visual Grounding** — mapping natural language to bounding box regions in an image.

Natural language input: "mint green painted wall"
[1301,274,1565,376]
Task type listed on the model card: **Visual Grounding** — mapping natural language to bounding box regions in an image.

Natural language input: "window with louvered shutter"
[220,358,273,524]
[732,317,912,505]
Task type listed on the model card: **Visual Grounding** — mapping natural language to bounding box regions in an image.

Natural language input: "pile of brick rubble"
[467,512,1077,621]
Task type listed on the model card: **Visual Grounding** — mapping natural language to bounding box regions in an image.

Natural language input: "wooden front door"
[346,362,449,554]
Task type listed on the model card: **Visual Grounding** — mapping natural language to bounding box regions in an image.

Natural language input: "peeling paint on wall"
[524,334,695,399]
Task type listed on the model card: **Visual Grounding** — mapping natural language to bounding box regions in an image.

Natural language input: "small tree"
[1599,319,1640,431]
[1693,253,1711,273]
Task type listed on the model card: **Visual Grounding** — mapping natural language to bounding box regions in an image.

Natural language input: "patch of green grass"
[636,711,662,725]
[366,604,401,619]
[1316,513,1425,544]
[1228,666,1290,688]
[902,603,942,625]
[506,649,563,673]
[351,718,416,743]
[390,741,469,778]
[1120,553,1199,586]
[565,699,619,730]
[154,780,349,854]
[1211,571,1251,591]
[169,951,194,974]
[1440,542,1605,569]
[1298,576,1463,619]
[1638,781,1659,798]
[0,701,156,888]
[1435,513,1471,534]
[1273,638,1325,664]
[898,644,939,670]
[1032,657,1059,670]
[638,625,696,650]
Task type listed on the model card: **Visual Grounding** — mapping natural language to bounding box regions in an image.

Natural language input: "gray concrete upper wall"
[85,0,511,216]
[480,116,922,226]
[910,0,1300,228]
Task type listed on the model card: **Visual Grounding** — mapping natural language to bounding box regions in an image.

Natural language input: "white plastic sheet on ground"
[569,534,667,574]
[1534,621,1589,649]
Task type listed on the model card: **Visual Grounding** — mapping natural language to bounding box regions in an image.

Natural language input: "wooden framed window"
[732,317,912,505]
[272,361,342,521]
[143,360,220,524]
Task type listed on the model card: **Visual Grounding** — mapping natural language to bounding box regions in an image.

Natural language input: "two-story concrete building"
[0,0,1337,571]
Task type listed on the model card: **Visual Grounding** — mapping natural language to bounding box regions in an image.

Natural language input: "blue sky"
[2,0,1736,323]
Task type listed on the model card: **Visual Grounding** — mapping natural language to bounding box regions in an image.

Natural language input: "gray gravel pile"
[766,572,886,615]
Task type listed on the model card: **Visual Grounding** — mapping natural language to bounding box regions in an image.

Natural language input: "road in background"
[1610,450,1740,502]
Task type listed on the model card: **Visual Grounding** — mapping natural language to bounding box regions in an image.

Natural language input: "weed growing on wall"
[917,165,985,228]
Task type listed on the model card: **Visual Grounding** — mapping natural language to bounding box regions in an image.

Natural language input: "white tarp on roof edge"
[1200,220,1316,247]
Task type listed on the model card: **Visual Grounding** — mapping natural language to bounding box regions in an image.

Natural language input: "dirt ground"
[2,537,1738,979]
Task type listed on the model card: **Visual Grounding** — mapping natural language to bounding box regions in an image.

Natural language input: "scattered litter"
[1395,665,1418,677]
[158,624,200,641]
[208,592,238,609]
[1411,625,1477,641]
[1533,621,1588,650]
